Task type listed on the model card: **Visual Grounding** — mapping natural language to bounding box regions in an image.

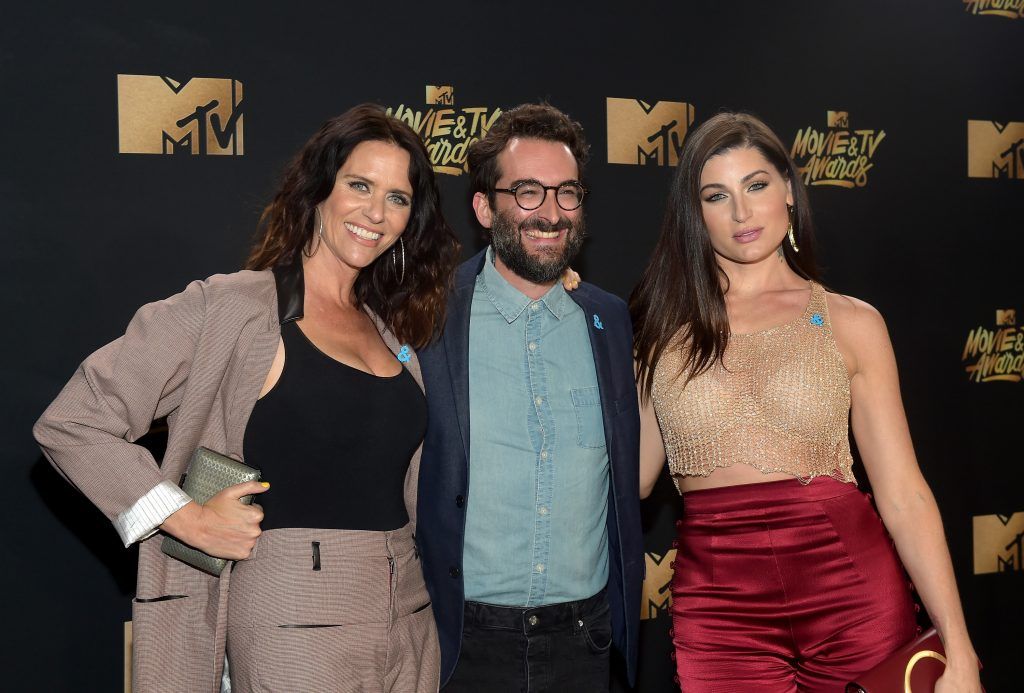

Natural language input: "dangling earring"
[391,238,406,284]
[787,206,799,253]
[304,205,325,257]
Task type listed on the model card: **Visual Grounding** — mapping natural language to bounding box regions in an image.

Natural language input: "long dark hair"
[631,111,822,399]
[246,103,459,348]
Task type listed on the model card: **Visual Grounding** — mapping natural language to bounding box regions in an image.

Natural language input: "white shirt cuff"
[115,480,193,547]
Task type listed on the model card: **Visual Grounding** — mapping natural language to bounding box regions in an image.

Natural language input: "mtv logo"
[827,110,849,128]
[967,120,1024,179]
[973,512,1024,574]
[426,85,454,105]
[641,549,676,620]
[117,75,244,155]
[607,98,694,166]
[996,309,1016,326]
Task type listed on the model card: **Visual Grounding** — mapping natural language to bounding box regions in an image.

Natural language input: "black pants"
[443,589,612,693]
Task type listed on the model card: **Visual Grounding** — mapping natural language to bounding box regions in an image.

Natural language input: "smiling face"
[698,145,794,266]
[473,137,586,284]
[316,139,413,276]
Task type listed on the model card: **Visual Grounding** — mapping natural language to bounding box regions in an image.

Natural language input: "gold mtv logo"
[607,98,694,166]
[117,75,244,155]
[827,110,849,128]
[996,309,1016,326]
[426,85,454,105]
[973,512,1024,573]
[967,120,1024,179]
[641,549,676,620]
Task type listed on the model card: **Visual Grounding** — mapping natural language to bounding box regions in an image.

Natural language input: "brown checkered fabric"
[34,270,431,692]
[227,526,439,691]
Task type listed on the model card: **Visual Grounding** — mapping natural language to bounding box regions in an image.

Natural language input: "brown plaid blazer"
[34,266,426,692]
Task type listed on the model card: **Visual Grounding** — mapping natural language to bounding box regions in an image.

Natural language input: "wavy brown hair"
[631,111,822,399]
[246,103,459,348]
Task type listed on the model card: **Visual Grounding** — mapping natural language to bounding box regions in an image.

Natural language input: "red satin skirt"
[669,477,918,692]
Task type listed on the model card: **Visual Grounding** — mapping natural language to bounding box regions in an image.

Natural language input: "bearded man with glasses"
[416,103,642,692]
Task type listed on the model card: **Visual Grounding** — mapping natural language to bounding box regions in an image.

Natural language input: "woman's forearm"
[877,483,977,666]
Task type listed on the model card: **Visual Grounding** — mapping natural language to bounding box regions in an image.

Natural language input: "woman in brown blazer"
[34,104,460,692]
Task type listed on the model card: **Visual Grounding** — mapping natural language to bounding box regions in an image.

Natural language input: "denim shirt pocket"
[571,386,606,449]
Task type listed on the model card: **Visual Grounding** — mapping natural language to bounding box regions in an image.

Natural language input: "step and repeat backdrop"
[3,2,1021,690]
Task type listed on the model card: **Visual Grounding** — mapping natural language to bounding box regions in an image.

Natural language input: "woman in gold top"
[631,112,980,692]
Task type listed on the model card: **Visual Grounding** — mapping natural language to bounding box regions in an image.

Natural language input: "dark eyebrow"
[699,169,770,194]
[508,178,581,188]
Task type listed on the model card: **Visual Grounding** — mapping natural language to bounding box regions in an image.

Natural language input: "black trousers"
[443,589,612,693]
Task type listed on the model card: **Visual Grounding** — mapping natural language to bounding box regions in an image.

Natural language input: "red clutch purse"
[846,627,981,693]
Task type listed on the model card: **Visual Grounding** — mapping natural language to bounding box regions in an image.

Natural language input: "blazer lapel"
[227,324,281,459]
[370,310,424,393]
[443,249,487,464]
[570,290,616,449]
[444,281,475,464]
[367,309,426,527]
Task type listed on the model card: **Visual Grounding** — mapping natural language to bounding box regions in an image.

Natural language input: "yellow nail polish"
[260,482,270,488]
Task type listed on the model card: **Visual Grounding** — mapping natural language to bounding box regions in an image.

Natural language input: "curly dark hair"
[631,111,822,399]
[467,102,590,204]
[246,103,460,348]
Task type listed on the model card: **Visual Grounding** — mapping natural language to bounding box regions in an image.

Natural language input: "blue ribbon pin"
[809,313,824,327]
[593,314,604,330]
[397,345,411,362]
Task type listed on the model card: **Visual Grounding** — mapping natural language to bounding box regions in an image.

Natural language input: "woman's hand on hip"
[160,481,269,560]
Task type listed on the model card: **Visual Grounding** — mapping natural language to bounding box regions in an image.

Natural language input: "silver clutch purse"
[160,447,261,576]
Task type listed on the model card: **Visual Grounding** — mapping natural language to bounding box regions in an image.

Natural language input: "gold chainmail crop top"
[652,281,856,486]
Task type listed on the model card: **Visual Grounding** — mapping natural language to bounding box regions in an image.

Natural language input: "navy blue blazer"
[416,249,643,686]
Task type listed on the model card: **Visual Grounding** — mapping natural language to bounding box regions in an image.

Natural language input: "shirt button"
[535,563,545,573]
[528,342,537,351]
[534,396,543,406]
[449,566,461,578]
[528,615,539,626]
[538,506,548,516]
[530,303,540,312]
[540,450,548,460]
[455,495,465,508]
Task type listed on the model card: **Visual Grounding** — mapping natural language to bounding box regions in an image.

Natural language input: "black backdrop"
[2,2,1021,690]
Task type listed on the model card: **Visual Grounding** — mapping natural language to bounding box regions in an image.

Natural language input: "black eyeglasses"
[493,179,587,211]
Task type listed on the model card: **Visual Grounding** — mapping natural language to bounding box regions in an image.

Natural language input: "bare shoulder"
[825,291,894,374]
[825,291,885,331]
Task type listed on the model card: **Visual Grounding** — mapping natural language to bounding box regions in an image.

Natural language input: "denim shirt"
[464,248,609,606]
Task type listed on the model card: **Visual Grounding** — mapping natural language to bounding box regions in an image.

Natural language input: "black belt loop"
[311,541,321,571]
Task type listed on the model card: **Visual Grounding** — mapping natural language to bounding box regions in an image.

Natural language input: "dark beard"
[489,210,586,284]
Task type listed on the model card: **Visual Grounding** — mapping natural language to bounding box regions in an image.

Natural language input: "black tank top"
[243,320,426,531]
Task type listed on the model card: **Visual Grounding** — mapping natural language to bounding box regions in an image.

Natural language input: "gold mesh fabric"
[652,282,855,487]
